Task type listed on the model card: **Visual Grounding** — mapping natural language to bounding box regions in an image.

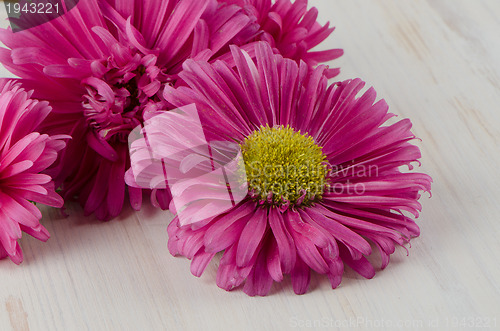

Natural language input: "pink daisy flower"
[222,0,343,77]
[0,81,66,264]
[159,42,432,295]
[0,0,258,220]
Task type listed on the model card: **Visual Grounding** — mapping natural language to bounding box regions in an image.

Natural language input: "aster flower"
[222,0,343,77]
[154,42,432,295]
[0,0,258,220]
[0,81,66,264]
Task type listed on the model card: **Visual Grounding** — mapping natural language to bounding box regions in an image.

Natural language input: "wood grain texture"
[1,1,499,330]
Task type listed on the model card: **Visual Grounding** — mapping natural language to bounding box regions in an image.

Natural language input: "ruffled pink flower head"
[222,0,343,78]
[0,81,66,264]
[0,0,258,220]
[156,42,432,295]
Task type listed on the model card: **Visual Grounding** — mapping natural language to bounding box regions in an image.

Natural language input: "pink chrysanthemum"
[0,81,66,264]
[0,0,258,220]
[222,0,343,77]
[161,42,432,296]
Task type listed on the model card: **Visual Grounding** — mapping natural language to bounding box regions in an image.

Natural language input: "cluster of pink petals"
[0,81,66,264]
[0,0,432,297]
[0,0,259,220]
[163,42,432,296]
[223,0,343,77]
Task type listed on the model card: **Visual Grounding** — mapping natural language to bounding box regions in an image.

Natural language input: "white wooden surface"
[1,1,500,330]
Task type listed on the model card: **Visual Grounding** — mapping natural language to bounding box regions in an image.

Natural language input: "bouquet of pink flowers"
[0,0,431,296]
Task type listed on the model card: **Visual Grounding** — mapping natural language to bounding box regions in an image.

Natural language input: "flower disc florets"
[240,125,328,207]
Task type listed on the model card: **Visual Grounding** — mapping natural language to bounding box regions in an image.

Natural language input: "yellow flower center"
[240,125,328,207]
